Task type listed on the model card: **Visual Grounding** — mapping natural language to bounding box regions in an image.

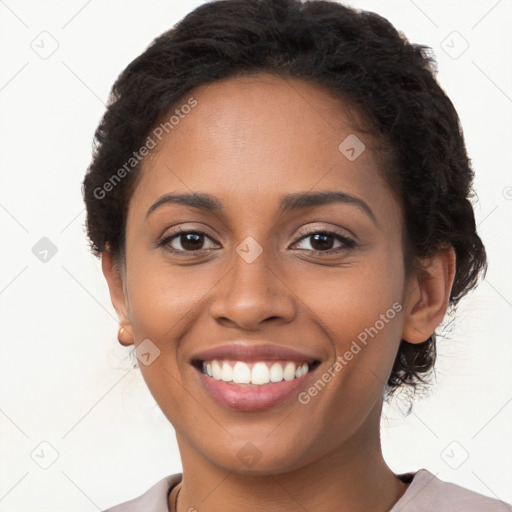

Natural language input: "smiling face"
[103,73,446,476]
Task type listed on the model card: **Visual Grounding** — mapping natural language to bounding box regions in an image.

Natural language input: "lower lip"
[195,366,315,411]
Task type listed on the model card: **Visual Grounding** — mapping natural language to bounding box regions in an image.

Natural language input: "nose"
[209,245,297,330]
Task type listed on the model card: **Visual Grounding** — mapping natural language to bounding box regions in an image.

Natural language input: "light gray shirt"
[102,468,512,511]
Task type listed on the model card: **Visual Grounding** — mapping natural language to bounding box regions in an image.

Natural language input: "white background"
[0,0,511,510]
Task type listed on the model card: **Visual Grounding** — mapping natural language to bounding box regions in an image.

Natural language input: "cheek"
[286,252,405,396]
[123,259,225,422]
[289,251,404,340]
[126,258,218,341]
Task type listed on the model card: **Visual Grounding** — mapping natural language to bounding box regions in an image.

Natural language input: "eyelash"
[158,227,356,256]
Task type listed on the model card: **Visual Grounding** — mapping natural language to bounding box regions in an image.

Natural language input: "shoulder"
[102,473,182,512]
[391,469,512,511]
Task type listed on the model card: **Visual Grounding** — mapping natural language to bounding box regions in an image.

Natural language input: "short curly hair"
[82,0,487,404]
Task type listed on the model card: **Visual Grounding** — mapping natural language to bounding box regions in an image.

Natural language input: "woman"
[82,0,510,510]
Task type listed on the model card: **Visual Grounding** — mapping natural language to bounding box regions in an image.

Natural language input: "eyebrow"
[146,193,222,218]
[146,190,376,224]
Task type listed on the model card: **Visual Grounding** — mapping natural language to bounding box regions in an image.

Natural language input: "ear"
[101,249,134,347]
[402,246,456,344]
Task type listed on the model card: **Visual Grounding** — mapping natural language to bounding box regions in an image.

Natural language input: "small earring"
[117,326,132,346]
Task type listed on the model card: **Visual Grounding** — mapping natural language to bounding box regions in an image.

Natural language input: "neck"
[173,403,409,512]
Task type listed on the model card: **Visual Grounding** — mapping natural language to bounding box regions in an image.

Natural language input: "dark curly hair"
[82,0,487,406]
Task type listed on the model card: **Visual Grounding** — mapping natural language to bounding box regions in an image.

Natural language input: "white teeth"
[283,362,296,381]
[269,362,284,382]
[220,362,233,382]
[295,363,308,378]
[201,359,312,385]
[251,362,270,385]
[232,361,251,384]
[211,360,222,380]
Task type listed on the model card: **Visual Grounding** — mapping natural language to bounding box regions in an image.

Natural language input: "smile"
[200,359,319,386]
[193,358,321,411]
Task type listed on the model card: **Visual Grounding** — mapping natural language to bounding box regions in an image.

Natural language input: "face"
[107,73,429,475]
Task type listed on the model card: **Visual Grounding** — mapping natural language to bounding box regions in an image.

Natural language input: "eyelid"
[293,224,356,243]
[159,222,218,241]
[291,228,356,251]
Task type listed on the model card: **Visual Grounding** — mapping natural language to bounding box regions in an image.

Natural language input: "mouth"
[192,358,321,386]
[189,342,323,411]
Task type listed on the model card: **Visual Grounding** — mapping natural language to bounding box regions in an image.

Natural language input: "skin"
[102,73,456,512]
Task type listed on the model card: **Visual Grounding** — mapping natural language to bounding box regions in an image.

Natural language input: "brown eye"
[309,233,335,251]
[177,232,205,251]
[160,230,218,253]
[292,231,356,254]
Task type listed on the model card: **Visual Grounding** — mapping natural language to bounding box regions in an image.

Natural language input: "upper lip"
[190,342,320,364]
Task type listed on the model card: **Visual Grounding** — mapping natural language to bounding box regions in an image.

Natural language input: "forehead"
[128,73,397,225]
